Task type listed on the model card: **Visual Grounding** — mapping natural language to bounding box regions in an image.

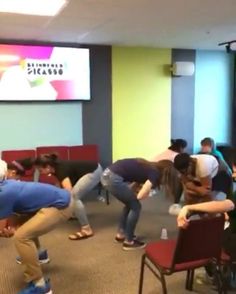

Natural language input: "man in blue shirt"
[0,160,72,294]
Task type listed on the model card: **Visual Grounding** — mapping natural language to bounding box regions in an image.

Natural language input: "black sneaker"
[16,250,50,265]
[122,239,146,251]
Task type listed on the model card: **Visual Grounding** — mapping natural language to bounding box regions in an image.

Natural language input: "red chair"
[68,145,99,161]
[138,214,225,294]
[1,149,36,181]
[36,146,69,160]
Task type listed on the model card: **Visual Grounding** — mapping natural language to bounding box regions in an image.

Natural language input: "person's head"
[200,137,215,153]
[168,139,187,153]
[7,157,35,180]
[0,159,8,181]
[34,153,59,175]
[173,153,194,175]
[7,161,25,179]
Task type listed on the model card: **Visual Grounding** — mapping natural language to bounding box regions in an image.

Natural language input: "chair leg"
[186,270,190,290]
[105,190,110,205]
[138,255,146,294]
[188,270,194,291]
[185,270,194,290]
[160,273,167,294]
[212,264,224,294]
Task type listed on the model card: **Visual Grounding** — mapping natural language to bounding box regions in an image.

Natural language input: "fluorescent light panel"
[0,0,68,16]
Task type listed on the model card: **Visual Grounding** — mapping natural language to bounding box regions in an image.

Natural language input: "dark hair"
[173,153,191,171]
[34,153,59,168]
[168,139,187,152]
[136,158,165,183]
[7,157,35,176]
[200,137,215,149]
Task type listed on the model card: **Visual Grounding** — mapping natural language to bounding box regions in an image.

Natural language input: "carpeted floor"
[0,192,234,294]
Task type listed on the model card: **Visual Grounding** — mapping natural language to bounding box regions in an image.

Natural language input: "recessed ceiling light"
[0,0,69,17]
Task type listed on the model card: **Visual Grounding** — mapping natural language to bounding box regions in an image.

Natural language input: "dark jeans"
[101,169,141,242]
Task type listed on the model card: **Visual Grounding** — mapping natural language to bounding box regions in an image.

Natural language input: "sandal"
[115,236,125,243]
[68,231,94,240]
[115,235,137,243]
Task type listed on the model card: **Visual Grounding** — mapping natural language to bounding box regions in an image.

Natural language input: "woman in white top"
[152,139,187,162]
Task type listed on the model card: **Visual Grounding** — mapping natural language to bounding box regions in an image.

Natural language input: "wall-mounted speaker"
[171,61,195,76]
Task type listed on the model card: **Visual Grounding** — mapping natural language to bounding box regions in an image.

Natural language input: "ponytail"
[168,138,187,152]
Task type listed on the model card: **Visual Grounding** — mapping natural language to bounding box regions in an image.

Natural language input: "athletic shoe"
[16,250,50,265]
[123,239,146,251]
[97,196,106,202]
[195,269,213,285]
[168,203,182,216]
[18,279,52,294]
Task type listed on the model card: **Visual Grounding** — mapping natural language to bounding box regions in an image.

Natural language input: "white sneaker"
[168,204,182,216]
[195,271,213,285]
[97,196,106,202]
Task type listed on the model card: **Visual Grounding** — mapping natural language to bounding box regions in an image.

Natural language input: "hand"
[129,183,142,194]
[185,181,211,197]
[177,206,190,229]
[197,186,211,197]
[185,182,196,190]
[0,226,16,238]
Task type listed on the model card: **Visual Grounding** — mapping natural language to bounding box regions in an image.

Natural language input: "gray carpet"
[0,192,234,294]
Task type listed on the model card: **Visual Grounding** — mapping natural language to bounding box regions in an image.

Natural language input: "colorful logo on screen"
[21,59,67,80]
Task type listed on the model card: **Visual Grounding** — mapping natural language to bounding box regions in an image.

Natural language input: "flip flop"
[68,231,94,240]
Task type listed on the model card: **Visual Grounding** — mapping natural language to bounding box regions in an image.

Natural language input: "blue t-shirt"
[0,180,70,219]
[109,158,160,187]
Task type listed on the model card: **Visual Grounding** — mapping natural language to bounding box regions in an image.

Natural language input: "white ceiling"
[0,0,236,50]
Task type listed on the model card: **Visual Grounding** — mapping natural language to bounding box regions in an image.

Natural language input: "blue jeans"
[101,168,141,242]
[72,164,103,227]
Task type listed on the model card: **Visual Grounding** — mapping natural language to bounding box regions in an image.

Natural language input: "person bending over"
[101,158,161,251]
[4,158,52,265]
[35,153,103,240]
[152,139,187,215]
[152,138,187,162]
[173,153,224,204]
[0,160,72,294]
[6,157,35,180]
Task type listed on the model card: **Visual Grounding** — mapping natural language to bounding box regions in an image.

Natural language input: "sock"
[34,278,46,287]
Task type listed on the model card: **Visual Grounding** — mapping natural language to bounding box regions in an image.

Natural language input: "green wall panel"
[112,46,172,161]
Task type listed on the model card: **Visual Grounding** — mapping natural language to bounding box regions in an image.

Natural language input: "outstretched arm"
[137,180,152,200]
[177,199,235,228]
[61,177,73,191]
